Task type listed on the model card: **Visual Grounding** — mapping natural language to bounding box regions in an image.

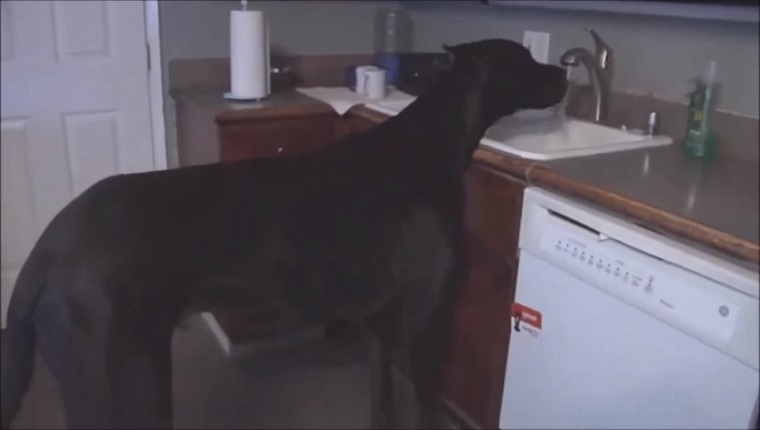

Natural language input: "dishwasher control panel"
[547,233,652,290]
[537,222,742,344]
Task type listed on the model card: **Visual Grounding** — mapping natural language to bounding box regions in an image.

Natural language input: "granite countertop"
[544,144,758,246]
[171,88,760,267]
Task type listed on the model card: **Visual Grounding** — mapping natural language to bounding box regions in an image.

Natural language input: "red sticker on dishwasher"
[512,302,542,330]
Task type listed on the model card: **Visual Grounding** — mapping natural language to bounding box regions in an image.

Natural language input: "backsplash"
[402,1,759,119]
[167,55,374,91]
[568,85,759,162]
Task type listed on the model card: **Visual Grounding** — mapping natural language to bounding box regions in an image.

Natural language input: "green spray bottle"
[684,60,719,161]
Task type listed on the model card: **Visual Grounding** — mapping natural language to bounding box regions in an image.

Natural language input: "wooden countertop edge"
[347,106,760,266]
[170,88,336,125]
[527,165,760,265]
[472,147,538,181]
[347,105,393,125]
[214,103,335,125]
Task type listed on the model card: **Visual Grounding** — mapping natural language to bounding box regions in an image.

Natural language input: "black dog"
[1,39,566,429]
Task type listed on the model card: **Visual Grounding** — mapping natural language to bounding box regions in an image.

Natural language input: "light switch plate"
[523,31,550,64]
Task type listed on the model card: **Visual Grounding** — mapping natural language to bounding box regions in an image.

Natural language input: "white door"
[1,0,157,328]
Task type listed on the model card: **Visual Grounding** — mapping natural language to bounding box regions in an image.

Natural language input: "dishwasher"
[499,187,759,430]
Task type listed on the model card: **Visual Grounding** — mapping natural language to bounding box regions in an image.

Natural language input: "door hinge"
[146,42,151,71]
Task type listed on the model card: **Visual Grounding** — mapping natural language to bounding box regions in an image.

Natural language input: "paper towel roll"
[229,10,270,100]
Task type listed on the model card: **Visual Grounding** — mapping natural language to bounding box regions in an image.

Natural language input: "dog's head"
[444,39,568,123]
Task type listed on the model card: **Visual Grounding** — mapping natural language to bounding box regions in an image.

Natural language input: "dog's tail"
[1,243,49,430]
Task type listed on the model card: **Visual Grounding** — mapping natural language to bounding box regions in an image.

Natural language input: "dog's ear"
[443,44,458,62]
[444,44,487,79]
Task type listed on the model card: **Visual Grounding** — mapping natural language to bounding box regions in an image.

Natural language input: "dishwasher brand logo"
[512,302,542,337]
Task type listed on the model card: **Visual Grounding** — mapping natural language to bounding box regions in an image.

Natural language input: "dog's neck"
[291,60,500,204]
[385,58,494,182]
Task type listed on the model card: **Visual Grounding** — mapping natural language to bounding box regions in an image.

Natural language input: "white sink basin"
[363,98,673,161]
[481,114,672,161]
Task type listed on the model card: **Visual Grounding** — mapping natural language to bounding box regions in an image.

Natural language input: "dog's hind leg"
[35,288,118,429]
[409,253,469,430]
[389,205,464,429]
[1,244,50,429]
[110,327,174,429]
[409,309,449,430]
[369,338,393,429]
[0,324,37,430]
[366,300,402,429]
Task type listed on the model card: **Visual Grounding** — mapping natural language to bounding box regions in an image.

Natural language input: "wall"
[403,1,759,118]
[158,0,398,167]
[159,0,399,75]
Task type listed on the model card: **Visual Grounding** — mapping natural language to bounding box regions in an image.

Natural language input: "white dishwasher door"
[499,250,759,430]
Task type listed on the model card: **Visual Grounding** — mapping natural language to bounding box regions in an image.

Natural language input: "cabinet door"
[348,116,378,135]
[219,115,336,162]
[463,164,526,260]
[442,162,526,428]
[334,115,378,140]
[444,233,518,429]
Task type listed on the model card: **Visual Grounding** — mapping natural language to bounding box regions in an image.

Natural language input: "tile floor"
[9,314,430,429]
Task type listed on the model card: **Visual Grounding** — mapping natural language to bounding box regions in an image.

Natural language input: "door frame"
[144,0,167,170]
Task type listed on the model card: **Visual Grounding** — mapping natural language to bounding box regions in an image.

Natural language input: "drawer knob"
[278,147,284,154]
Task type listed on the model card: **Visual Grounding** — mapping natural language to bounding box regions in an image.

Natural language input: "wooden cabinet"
[219,114,377,163]
[334,114,378,140]
[445,234,517,428]
[219,114,336,162]
[176,108,337,167]
[178,109,378,166]
[463,163,525,260]
[443,163,526,428]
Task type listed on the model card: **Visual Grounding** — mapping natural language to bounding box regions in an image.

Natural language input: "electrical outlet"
[523,31,551,64]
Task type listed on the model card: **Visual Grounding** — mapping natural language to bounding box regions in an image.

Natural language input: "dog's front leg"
[388,211,462,429]
[367,334,393,430]
[365,299,403,430]
[410,306,451,430]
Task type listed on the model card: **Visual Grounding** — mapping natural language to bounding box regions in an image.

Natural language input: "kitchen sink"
[481,112,673,161]
[363,97,672,161]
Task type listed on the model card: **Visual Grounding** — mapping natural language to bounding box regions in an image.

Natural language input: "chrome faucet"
[560,28,613,123]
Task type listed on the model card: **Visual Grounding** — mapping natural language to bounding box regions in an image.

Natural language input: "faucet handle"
[644,111,660,136]
[583,28,612,71]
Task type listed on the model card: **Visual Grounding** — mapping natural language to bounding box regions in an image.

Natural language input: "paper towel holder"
[225,1,272,103]
[223,92,265,102]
